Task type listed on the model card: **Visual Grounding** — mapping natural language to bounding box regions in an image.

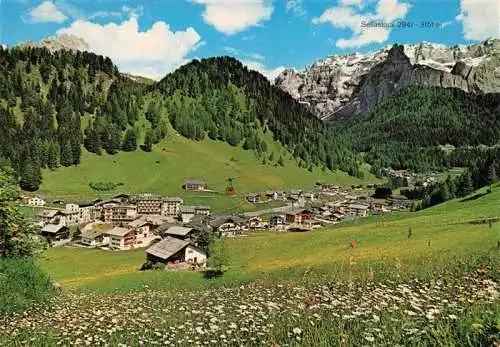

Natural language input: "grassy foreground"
[37,135,380,209]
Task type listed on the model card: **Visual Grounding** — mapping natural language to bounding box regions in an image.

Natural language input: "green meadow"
[37,135,379,204]
[36,186,500,292]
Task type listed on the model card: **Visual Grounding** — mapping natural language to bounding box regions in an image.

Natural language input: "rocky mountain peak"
[275,39,500,120]
[19,34,90,53]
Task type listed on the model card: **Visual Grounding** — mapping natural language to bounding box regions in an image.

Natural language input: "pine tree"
[0,167,42,257]
[487,162,497,190]
[106,125,122,154]
[143,129,154,152]
[47,141,59,169]
[277,155,284,167]
[121,128,138,152]
[19,161,42,191]
[59,140,73,167]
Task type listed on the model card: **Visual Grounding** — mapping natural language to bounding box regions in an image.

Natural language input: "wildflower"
[292,327,302,335]
[364,335,375,342]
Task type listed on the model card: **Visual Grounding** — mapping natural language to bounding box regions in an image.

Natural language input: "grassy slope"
[38,133,380,211]
[37,186,500,291]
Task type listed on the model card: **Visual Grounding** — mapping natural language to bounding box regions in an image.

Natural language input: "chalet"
[183,179,206,191]
[247,216,267,229]
[101,203,137,222]
[57,209,80,226]
[112,194,131,203]
[285,209,313,225]
[146,236,207,268]
[162,197,183,216]
[269,215,286,230]
[246,193,262,203]
[265,191,278,200]
[187,214,211,227]
[42,224,69,242]
[195,206,211,215]
[80,231,109,247]
[135,193,163,215]
[107,227,136,250]
[346,203,370,217]
[128,218,153,235]
[315,206,331,217]
[164,226,194,240]
[26,195,46,207]
[38,210,59,224]
[303,192,315,202]
[275,191,286,199]
[371,200,391,215]
[143,215,169,228]
[180,206,211,223]
[331,212,345,222]
[180,206,196,223]
[287,194,305,207]
[319,183,340,191]
[389,195,413,210]
[345,195,358,201]
[213,216,248,236]
[70,202,95,224]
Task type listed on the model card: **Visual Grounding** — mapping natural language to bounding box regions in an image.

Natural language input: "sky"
[1,0,499,80]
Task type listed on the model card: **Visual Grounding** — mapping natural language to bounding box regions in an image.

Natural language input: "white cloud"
[339,0,365,8]
[24,1,136,24]
[224,46,241,56]
[57,15,203,80]
[192,0,273,35]
[456,0,500,40]
[242,60,286,82]
[312,0,411,49]
[224,47,265,61]
[441,21,453,28]
[248,52,265,61]
[286,0,306,17]
[25,1,67,23]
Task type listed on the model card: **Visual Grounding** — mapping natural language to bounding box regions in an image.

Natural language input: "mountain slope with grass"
[37,131,379,211]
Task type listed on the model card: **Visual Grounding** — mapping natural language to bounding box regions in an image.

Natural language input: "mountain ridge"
[275,38,500,120]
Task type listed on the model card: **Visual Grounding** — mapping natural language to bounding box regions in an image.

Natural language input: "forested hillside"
[337,86,500,174]
[156,57,358,174]
[0,47,148,190]
[0,48,362,192]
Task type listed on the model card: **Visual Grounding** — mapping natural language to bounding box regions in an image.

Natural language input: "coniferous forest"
[0,46,498,192]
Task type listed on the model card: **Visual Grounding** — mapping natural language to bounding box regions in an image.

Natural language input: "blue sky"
[1,0,499,80]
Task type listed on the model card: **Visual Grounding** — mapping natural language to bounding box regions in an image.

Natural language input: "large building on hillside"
[161,197,183,216]
[136,193,163,215]
[100,203,137,222]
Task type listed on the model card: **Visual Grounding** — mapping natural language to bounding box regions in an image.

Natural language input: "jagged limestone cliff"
[275,39,500,120]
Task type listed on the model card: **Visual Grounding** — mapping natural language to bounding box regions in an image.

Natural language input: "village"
[23,179,414,270]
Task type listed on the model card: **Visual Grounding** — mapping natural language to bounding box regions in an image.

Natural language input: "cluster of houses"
[387,169,439,188]
[246,189,315,207]
[24,179,415,270]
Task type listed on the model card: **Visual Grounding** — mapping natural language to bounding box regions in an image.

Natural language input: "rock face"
[275,39,500,120]
[19,34,90,53]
